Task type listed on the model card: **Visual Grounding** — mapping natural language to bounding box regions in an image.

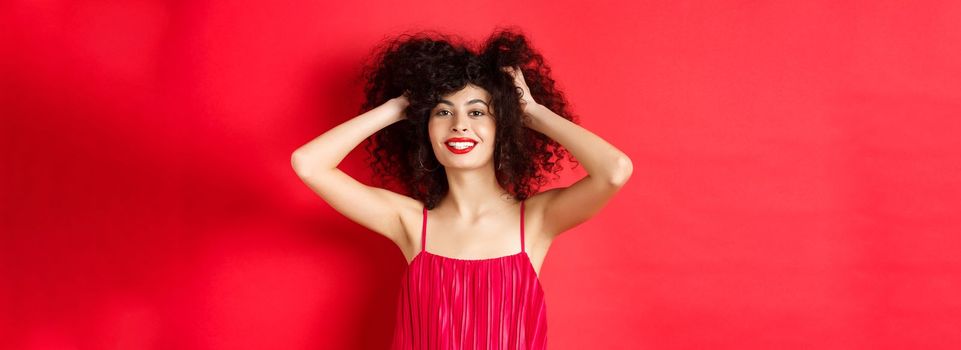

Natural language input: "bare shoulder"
[523,188,561,231]
[522,189,561,246]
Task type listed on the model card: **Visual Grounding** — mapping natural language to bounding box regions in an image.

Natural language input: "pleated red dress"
[391,200,547,349]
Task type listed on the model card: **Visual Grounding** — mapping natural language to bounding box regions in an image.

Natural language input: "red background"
[3,0,961,349]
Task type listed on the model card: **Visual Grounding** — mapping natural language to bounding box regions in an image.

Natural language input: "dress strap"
[520,200,525,253]
[421,205,428,252]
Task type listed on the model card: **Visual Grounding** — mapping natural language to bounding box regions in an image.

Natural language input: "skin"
[292,66,633,277]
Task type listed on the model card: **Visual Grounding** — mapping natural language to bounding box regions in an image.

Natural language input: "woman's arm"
[291,95,418,246]
[525,103,633,186]
[506,67,634,238]
[292,96,408,177]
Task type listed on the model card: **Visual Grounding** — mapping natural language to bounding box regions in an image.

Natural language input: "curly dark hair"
[359,27,580,210]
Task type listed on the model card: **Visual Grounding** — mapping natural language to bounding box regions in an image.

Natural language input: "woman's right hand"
[387,92,411,121]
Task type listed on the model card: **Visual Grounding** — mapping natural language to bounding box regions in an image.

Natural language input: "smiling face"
[428,84,496,171]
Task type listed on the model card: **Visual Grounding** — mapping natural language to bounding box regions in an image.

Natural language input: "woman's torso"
[391,199,549,349]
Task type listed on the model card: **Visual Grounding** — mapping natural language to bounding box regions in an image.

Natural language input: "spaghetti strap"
[520,200,525,253]
[421,205,427,252]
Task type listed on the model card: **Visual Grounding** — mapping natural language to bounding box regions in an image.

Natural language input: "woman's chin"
[441,161,495,171]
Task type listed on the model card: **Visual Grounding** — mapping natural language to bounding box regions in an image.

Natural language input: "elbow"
[608,156,634,187]
[290,149,312,178]
[291,148,337,180]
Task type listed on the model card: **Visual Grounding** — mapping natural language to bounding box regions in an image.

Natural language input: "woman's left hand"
[503,66,538,116]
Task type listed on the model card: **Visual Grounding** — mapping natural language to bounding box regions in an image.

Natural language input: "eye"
[434,110,485,117]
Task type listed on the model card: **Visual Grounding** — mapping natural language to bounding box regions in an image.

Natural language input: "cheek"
[479,123,496,141]
[428,128,446,144]
[427,121,441,142]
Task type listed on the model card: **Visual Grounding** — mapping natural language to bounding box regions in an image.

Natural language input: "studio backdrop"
[2,0,960,349]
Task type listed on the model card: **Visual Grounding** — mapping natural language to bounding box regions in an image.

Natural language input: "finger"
[502,66,522,76]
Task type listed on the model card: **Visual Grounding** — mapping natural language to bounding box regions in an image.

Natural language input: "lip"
[445,137,478,143]
[444,137,478,154]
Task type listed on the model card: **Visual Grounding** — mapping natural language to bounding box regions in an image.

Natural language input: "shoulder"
[522,188,563,242]
[523,188,560,222]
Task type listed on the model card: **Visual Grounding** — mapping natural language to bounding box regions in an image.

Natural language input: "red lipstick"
[444,137,478,154]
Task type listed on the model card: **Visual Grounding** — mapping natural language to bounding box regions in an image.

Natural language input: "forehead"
[438,84,490,103]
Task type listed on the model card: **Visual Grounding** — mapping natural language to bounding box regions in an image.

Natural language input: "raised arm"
[505,67,634,238]
[291,95,417,246]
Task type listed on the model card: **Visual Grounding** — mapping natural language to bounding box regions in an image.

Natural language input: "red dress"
[391,200,548,349]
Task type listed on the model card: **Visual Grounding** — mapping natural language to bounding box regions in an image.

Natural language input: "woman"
[291,28,632,349]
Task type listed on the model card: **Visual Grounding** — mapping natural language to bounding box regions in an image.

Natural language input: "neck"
[440,162,516,220]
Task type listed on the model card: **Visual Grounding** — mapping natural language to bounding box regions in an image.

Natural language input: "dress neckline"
[412,200,540,279]
[421,250,526,262]
[407,250,526,267]
[407,250,542,280]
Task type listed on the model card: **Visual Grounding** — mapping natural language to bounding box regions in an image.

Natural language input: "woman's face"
[428,84,496,171]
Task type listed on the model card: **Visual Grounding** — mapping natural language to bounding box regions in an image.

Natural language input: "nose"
[450,113,469,132]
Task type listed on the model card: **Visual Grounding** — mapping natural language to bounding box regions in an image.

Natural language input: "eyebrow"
[438,99,489,107]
